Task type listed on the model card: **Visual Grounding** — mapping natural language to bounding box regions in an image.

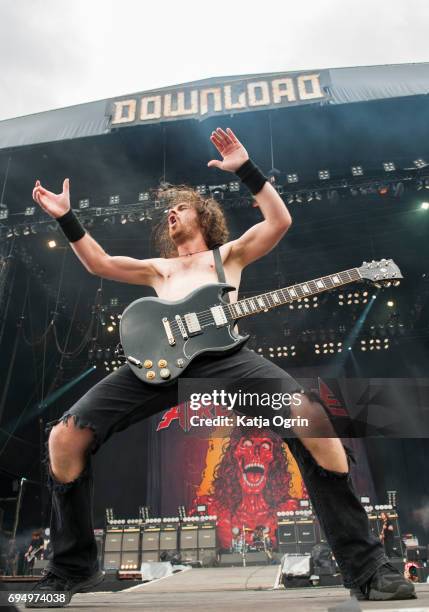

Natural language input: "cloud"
[0,0,429,120]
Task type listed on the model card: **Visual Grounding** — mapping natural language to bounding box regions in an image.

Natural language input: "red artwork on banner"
[189,426,303,549]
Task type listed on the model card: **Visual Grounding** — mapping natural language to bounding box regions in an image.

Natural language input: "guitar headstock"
[358,259,403,287]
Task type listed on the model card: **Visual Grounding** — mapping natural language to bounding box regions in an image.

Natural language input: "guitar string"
[167,269,360,329]
[167,270,362,333]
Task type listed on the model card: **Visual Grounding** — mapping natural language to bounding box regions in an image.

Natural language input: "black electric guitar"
[119,259,402,385]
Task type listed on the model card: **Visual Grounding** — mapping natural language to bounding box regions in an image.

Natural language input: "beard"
[169,219,199,245]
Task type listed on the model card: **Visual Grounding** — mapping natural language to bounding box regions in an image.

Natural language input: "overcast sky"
[0,0,428,121]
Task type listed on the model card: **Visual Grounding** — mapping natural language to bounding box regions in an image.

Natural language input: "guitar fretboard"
[224,267,362,320]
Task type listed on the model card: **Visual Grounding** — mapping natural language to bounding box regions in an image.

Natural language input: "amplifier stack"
[102,515,217,572]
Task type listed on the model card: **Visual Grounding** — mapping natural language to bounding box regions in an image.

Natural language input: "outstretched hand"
[208,127,249,173]
[32,179,71,219]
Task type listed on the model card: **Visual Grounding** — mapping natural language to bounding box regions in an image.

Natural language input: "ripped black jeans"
[45,346,387,588]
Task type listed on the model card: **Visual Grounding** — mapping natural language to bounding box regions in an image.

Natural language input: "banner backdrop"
[154,378,376,550]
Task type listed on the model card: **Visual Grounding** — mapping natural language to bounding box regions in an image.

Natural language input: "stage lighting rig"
[286,172,298,183]
[413,158,428,169]
[351,165,364,177]
[0,207,9,220]
[383,162,396,172]
[109,194,120,205]
[318,169,330,180]
[208,184,227,200]
[24,206,35,216]
[338,290,369,306]
[138,192,150,201]
[78,198,90,209]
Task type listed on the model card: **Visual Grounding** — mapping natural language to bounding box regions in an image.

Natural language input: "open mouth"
[242,462,266,487]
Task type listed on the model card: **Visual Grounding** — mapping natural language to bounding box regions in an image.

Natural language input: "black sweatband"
[235,158,267,195]
[57,209,86,243]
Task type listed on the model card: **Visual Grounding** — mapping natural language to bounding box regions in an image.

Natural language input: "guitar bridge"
[162,317,175,346]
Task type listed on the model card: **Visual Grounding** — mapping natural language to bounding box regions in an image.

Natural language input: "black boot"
[350,562,416,601]
[25,569,104,608]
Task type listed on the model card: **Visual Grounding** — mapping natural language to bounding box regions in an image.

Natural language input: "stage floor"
[15,566,429,611]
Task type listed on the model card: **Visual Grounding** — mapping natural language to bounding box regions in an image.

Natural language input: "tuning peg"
[393,280,401,286]
[384,281,392,287]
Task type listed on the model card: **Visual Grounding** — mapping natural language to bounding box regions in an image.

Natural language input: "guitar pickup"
[210,305,228,327]
[184,312,201,334]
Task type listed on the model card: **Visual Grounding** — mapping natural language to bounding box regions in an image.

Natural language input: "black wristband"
[235,158,267,195]
[57,209,86,242]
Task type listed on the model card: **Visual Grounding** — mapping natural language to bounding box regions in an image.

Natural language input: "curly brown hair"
[151,185,229,258]
[212,427,293,514]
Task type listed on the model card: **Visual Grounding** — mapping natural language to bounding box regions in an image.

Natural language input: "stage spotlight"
[350,187,359,197]
[196,185,207,195]
[286,173,298,183]
[138,192,150,201]
[424,179,429,189]
[0,207,8,220]
[286,194,294,205]
[314,191,322,201]
[6,228,13,238]
[13,227,20,237]
[416,180,424,191]
[306,192,314,203]
[23,226,30,236]
[377,185,389,196]
[318,169,330,180]
[351,165,364,176]
[127,213,136,223]
[120,215,127,224]
[387,300,395,308]
[382,162,396,172]
[413,158,428,169]
[295,193,303,204]
[79,198,90,209]
[24,206,35,216]
[109,194,120,205]
[228,181,240,192]
[421,202,429,210]
[47,240,56,248]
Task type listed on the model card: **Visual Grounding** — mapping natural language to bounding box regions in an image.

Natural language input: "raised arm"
[208,127,292,268]
[32,179,161,286]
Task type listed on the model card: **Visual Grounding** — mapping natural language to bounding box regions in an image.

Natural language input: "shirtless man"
[28,128,414,606]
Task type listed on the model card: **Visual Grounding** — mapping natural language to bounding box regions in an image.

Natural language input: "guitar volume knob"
[143,360,153,369]
[146,371,156,380]
[158,359,167,368]
[159,368,171,379]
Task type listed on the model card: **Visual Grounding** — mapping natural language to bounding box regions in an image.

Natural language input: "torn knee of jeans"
[45,413,99,454]
[46,460,92,493]
[43,413,99,491]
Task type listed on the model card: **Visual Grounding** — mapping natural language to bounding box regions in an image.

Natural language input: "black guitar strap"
[213,246,230,303]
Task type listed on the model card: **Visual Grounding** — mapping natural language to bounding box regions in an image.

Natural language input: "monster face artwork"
[190,426,302,550]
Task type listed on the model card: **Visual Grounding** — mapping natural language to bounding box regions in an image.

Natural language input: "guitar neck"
[225,267,362,320]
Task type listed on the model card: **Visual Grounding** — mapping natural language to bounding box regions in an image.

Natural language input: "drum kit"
[230,525,273,566]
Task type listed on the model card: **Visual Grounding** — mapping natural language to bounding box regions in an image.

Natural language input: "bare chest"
[155,253,240,302]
